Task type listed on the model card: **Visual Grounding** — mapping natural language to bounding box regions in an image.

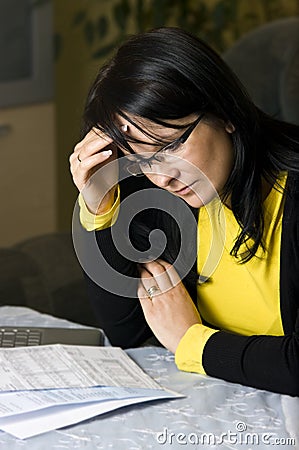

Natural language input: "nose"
[148,166,180,188]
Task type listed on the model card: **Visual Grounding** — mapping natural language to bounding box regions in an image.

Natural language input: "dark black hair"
[83,26,299,263]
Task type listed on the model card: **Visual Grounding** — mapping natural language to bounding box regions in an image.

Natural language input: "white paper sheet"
[0,385,180,418]
[0,344,182,439]
[0,395,174,439]
[0,345,161,391]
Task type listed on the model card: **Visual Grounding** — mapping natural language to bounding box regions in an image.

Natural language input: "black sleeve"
[84,223,155,348]
[202,310,299,396]
[83,175,155,348]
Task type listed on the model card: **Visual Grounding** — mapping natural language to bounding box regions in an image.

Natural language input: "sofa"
[223,17,299,125]
[0,232,97,326]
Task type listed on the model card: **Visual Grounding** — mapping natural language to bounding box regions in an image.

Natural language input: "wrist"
[175,324,218,375]
[85,187,117,215]
[79,185,120,231]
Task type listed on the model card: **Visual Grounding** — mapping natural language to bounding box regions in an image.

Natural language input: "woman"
[70,27,299,396]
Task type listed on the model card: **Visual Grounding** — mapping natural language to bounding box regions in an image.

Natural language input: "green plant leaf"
[84,20,95,45]
[136,0,145,32]
[72,10,87,27]
[177,0,188,28]
[212,1,227,29]
[92,41,119,59]
[113,1,129,33]
[225,0,238,21]
[152,0,173,28]
[97,16,109,39]
[122,0,131,17]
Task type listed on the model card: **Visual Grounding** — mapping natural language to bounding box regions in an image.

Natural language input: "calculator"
[0,326,104,347]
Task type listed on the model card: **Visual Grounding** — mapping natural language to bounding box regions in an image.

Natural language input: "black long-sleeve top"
[82,172,299,396]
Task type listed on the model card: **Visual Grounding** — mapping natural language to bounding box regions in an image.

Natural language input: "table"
[0,306,298,449]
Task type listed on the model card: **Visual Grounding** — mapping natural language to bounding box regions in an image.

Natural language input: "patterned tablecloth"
[0,306,298,449]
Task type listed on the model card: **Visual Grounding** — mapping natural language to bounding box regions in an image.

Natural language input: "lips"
[173,182,195,195]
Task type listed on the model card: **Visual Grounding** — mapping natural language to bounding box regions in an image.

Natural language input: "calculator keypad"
[0,329,41,347]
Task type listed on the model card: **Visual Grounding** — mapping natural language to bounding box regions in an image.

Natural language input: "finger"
[139,267,162,298]
[140,265,171,295]
[76,135,112,156]
[70,149,112,180]
[155,259,181,287]
[70,150,115,192]
[76,149,113,172]
[78,128,112,148]
[142,260,173,291]
[73,130,113,161]
[139,267,156,290]
[137,282,153,304]
[74,139,113,163]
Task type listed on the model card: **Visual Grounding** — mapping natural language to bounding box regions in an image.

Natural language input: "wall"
[0,102,56,246]
[54,0,111,231]
[0,0,55,247]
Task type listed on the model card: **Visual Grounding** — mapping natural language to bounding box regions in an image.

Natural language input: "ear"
[225,122,235,133]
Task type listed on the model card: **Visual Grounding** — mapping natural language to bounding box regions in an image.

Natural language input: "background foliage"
[53,0,299,60]
[48,0,299,229]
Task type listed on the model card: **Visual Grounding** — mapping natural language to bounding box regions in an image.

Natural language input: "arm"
[138,260,299,396]
[202,321,299,396]
[70,129,152,347]
[81,175,157,348]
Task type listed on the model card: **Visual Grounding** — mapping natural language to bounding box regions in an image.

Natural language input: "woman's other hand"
[69,128,118,214]
[138,259,201,353]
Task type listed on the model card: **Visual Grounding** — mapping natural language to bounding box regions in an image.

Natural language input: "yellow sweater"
[176,175,286,374]
[79,175,286,375]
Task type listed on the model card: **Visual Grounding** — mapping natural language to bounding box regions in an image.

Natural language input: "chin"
[186,187,218,208]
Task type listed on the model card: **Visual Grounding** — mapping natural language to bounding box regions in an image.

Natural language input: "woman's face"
[118,114,235,208]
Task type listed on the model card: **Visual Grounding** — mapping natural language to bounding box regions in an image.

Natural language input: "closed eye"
[131,142,181,167]
[128,154,155,166]
[124,132,185,167]
[161,140,181,153]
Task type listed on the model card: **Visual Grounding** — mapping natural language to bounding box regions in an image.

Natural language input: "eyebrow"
[127,136,180,165]
[132,114,204,163]
[120,113,204,165]
[120,135,175,162]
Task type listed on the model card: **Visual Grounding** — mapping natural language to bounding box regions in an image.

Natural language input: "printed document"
[0,345,182,439]
[0,344,161,391]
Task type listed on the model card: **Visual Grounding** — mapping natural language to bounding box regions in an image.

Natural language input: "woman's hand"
[138,259,201,353]
[69,128,119,214]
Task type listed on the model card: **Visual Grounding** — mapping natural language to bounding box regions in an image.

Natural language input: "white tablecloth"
[0,306,298,449]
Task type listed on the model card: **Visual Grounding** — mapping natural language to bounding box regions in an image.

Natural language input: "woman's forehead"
[116,113,196,143]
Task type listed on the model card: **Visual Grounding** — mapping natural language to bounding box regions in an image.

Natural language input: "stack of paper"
[0,345,182,439]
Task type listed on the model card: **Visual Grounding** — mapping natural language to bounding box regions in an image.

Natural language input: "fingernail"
[102,149,112,156]
[121,124,128,132]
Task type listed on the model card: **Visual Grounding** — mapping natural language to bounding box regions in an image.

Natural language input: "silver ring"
[147,285,160,298]
[77,154,82,162]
